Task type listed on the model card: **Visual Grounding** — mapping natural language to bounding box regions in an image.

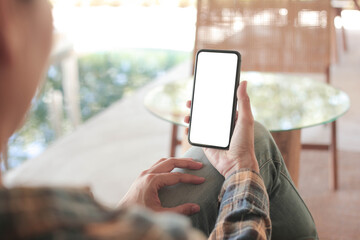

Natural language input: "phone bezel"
[188,49,241,150]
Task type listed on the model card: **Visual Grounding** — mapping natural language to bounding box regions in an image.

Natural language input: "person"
[0,0,318,239]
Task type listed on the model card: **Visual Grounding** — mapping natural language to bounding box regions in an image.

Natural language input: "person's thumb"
[163,203,200,216]
[237,80,253,122]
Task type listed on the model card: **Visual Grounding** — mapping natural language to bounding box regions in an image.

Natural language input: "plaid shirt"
[0,170,270,239]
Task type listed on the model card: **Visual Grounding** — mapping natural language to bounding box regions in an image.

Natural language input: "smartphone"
[188,49,241,149]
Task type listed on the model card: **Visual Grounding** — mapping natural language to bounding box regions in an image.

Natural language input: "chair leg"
[341,22,348,52]
[329,121,338,190]
[302,121,339,190]
[335,8,348,52]
[326,65,330,84]
[170,124,179,157]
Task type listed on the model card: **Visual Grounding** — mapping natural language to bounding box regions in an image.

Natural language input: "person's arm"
[209,169,271,239]
[207,81,271,239]
[0,186,207,240]
[184,80,272,239]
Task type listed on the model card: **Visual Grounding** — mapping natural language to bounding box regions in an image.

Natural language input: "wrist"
[224,155,259,178]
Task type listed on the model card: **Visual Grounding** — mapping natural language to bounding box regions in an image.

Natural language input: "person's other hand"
[184,81,259,178]
[118,158,205,215]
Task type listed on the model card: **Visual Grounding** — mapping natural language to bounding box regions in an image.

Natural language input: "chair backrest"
[194,0,334,74]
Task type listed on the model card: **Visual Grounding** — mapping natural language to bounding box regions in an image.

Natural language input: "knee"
[253,121,281,162]
[254,121,273,146]
[183,146,204,157]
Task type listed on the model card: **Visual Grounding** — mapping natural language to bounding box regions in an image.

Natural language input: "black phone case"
[188,49,241,150]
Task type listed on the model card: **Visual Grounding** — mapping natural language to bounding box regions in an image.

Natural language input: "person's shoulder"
[0,187,206,240]
[0,186,97,217]
[0,186,93,200]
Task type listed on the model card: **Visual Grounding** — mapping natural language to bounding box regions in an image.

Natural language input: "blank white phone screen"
[189,51,239,148]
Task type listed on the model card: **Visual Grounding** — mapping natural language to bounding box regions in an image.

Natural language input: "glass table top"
[144,72,350,132]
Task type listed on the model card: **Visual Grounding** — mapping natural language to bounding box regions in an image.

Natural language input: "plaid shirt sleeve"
[0,186,205,240]
[209,169,272,240]
[0,170,270,240]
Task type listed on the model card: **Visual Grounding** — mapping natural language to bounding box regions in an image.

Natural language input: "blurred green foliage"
[78,49,189,120]
[7,49,190,168]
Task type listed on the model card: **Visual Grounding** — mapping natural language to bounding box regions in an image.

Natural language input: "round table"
[144,72,350,189]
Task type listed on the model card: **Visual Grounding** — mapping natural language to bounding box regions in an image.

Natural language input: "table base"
[169,121,338,190]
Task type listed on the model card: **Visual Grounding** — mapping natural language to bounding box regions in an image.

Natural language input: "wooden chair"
[191,0,339,189]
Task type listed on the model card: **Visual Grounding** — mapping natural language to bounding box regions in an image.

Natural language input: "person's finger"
[154,172,205,188]
[149,158,203,173]
[160,203,201,216]
[148,158,168,169]
[184,115,190,124]
[186,100,191,108]
[185,127,189,135]
[142,158,173,176]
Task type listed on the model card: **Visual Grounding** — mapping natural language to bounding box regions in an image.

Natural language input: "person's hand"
[184,81,259,178]
[118,157,205,215]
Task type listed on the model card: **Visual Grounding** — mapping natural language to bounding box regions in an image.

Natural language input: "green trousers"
[159,122,318,239]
